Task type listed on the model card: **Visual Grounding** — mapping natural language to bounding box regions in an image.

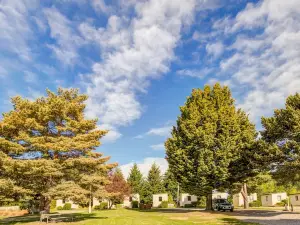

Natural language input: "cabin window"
[187,196,191,201]
[296,196,299,201]
[159,197,162,202]
[266,196,268,201]
[277,195,281,201]
[63,199,66,204]
[129,197,132,202]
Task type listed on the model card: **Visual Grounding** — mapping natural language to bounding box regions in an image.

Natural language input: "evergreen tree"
[0,88,115,212]
[140,163,165,204]
[163,169,178,203]
[127,163,143,194]
[165,84,257,209]
[261,93,300,185]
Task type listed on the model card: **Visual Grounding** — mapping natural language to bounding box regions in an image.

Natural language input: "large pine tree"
[0,88,115,212]
[127,163,143,194]
[165,83,257,209]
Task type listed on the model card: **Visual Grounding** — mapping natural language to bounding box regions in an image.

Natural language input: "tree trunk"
[241,183,249,209]
[206,192,213,210]
[88,185,92,214]
[40,196,51,213]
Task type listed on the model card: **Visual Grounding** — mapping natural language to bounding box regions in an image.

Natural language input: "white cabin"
[261,193,287,206]
[233,193,257,207]
[123,193,140,208]
[152,193,168,207]
[180,193,198,207]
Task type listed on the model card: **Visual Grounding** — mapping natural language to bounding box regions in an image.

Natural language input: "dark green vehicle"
[213,199,234,212]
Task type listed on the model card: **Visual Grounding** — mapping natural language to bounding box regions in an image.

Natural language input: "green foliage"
[184,204,193,208]
[249,200,261,207]
[93,202,109,210]
[127,163,143,194]
[0,88,115,212]
[166,84,258,200]
[132,201,139,209]
[63,203,72,210]
[159,201,168,208]
[261,93,300,185]
[140,163,165,204]
[275,201,286,207]
[116,204,123,209]
[163,170,178,202]
[196,196,206,208]
[57,206,63,210]
[50,200,56,209]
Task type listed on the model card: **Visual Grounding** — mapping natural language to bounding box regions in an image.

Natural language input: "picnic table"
[40,212,75,223]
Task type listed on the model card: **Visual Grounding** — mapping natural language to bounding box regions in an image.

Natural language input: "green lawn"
[0,209,258,225]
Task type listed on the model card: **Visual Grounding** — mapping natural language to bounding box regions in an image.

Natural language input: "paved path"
[232,210,300,225]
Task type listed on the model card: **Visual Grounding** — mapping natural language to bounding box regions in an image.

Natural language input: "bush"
[184,204,193,208]
[196,196,206,208]
[249,200,262,207]
[94,202,108,210]
[62,203,72,210]
[57,206,63,210]
[139,203,152,210]
[132,201,139,209]
[116,204,123,209]
[50,200,56,209]
[159,201,168,208]
[275,201,286,207]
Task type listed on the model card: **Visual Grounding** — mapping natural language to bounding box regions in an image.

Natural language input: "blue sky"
[1,0,300,177]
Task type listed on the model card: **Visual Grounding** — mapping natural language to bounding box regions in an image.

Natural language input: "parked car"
[213,199,234,212]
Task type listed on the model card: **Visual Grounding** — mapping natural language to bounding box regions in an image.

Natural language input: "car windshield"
[214,199,228,204]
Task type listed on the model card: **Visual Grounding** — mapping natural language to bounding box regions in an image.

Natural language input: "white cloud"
[0,0,38,61]
[44,7,83,65]
[146,126,172,137]
[98,124,122,143]
[120,157,168,179]
[209,0,300,124]
[176,68,213,78]
[81,0,197,131]
[24,71,38,83]
[150,143,165,151]
[206,41,224,59]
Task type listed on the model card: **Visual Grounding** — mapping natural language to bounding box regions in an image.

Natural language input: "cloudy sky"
[1,0,300,178]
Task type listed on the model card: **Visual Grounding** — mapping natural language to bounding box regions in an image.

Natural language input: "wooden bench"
[40,211,74,223]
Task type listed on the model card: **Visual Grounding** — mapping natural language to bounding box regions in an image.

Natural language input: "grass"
[0,208,259,225]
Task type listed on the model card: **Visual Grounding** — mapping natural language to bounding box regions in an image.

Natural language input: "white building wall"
[123,194,140,208]
[233,193,258,207]
[212,192,228,199]
[152,193,168,207]
[290,194,300,206]
[180,193,198,207]
[56,199,79,209]
[261,193,287,206]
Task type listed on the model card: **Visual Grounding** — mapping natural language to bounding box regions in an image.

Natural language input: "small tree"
[163,169,178,203]
[105,168,131,209]
[127,163,143,194]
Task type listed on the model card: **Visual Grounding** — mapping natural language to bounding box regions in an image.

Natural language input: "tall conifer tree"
[127,163,143,194]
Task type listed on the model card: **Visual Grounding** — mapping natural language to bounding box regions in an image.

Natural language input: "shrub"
[159,201,168,208]
[132,201,139,209]
[196,196,206,208]
[139,203,152,210]
[57,206,63,210]
[50,200,56,209]
[275,201,285,207]
[94,202,108,210]
[249,200,262,207]
[116,204,123,209]
[184,204,193,208]
[62,203,72,210]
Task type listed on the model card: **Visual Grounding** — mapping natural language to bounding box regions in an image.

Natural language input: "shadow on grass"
[0,212,108,224]
[221,218,259,225]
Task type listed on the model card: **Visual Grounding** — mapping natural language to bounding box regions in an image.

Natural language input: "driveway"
[232,209,300,225]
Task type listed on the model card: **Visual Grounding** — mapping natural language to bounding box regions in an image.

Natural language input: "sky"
[1,0,300,178]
